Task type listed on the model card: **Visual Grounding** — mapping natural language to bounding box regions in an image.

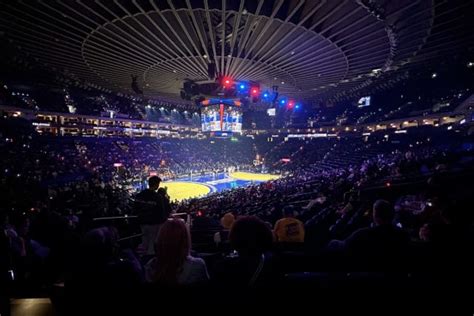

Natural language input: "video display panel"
[357,96,371,107]
[201,104,242,133]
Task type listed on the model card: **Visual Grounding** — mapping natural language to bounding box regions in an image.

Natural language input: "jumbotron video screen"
[201,104,242,133]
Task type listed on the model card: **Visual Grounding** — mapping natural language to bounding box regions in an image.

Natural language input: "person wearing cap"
[214,212,235,249]
[273,206,305,243]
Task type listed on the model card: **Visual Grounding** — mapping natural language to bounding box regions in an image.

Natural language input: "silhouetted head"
[148,176,162,191]
[372,200,394,226]
[82,227,119,263]
[230,216,273,257]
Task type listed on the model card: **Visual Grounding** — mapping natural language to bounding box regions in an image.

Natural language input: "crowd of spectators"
[0,82,199,126]
[1,115,474,312]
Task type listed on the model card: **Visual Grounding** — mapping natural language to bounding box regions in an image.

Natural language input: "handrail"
[93,215,137,221]
[172,212,187,216]
[92,212,191,226]
[118,233,143,242]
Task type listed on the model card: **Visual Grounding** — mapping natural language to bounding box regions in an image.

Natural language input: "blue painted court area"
[175,172,261,193]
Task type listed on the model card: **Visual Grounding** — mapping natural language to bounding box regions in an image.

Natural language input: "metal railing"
[92,212,191,225]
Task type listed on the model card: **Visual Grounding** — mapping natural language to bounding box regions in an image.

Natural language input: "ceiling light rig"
[0,0,463,104]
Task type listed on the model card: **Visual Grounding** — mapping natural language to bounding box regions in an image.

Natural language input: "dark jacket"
[134,189,171,225]
[344,224,410,270]
[213,252,280,288]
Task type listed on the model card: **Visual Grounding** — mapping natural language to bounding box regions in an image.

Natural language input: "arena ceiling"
[1,0,473,102]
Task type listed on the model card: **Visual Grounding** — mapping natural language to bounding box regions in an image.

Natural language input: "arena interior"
[1,0,474,313]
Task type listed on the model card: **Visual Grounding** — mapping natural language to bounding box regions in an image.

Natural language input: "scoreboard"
[201,99,242,133]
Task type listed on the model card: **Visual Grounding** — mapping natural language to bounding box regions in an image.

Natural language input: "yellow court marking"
[161,181,211,202]
[229,172,281,182]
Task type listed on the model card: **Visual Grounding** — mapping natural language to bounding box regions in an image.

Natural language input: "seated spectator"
[422,199,474,253]
[273,206,305,243]
[213,212,235,248]
[64,227,143,300]
[214,216,276,287]
[7,213,49,288]
[8,214,31,259]
[332,200,410,270]
[191,210,221,231]
[69,226,143,289]
[145,218,209,286]
[414,198,474,275]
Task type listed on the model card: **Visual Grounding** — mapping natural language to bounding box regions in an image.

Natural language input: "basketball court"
[162,172,280,201]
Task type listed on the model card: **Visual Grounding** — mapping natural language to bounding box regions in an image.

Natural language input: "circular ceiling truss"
[0,0,472,102]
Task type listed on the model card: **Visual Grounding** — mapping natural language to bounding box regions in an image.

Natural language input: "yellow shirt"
[274,217,305,242]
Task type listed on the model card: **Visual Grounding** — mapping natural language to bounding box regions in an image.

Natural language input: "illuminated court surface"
[229,172,281,181]
[162,172,280,202]
[162,181,211,202]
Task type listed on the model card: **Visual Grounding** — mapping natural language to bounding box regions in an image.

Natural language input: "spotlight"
[263,93,269,98]
[239,84,245,90]
[251,87,259,96]
[280,99,286,105]
[431,73,437,79]
[222,77,233,88]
